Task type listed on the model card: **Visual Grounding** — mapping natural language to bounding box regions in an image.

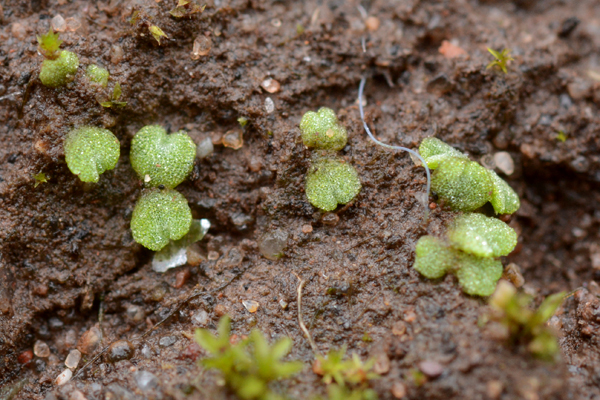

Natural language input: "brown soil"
[1,0,600,399]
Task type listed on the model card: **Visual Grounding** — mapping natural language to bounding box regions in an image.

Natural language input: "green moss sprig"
[195,316,303,400]
[488,281,565,360]
[486,48,514,74]
[64,126,120,183]
[414,213,517,296]
[37,29,79,88]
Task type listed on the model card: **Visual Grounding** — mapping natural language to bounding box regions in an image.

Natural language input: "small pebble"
[279,299,288,310]
[264,97,275,114]
[373,352,390,374]
[174,269,191,288]
[11,23,27,40]
[365,16,380,31]
[242,300,259,313]
[55,369,73,386]
[493,152,515,175]
[51,15,66,32]
[404,310,417,323]
[135,370,160,391]
[159,336,178,347]
[301,224,313,234]
[208,251,220,260]
[34,340,51,358]
[69,390,87,400]
[192,310,209,326]
[222,130,243,149]
[261,78,281,93]
[503,263,524,288]
[391,382,407,398]
[187,247,205,266]
[258,229,288,260]
[107,340,135,362]
[18,350,33,364]
[141,344,154,358]
[429,202,437,210]
[480,154,495,170]
[125,305,145,322]
[65,349,81,369]
[418,360,444,378]
[321,213,339,226]
[392,321,407,336]
[110,45,124,64]
[214,304,227,317]
[191,35,211,59]
[65,17,81,32]
[77,326,101,355]
[197,137,214,159]
[248,156,262,172]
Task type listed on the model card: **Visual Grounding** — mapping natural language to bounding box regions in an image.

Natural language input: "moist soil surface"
[1,0,600,399]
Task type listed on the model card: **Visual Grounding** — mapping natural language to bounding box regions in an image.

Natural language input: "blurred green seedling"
[305,158,361,212]
[38,28,79,87]
[195,316,303,400]
[130,188,192,251]
[99,82,127,108]
[486,48,514,74]
[300,107,348,151]
[130,125,196,189]
[488,281,565,360]
[64,126,120,183]
[414,213,516,296]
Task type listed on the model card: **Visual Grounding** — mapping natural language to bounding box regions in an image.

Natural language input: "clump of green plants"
[131,188,192,252]
[85,64,109,87]
[64,126,120,183]
[312,346,379,400]
[129,125,197,251]
[195,316,303,400]
[300,108,361,211]
[414,213,517,296]
[130,125,196,189]
[487,281,565,360]
[419,137,520,214]
[169,0,206,18]
[486,48,514,74]
[37,28,79,88]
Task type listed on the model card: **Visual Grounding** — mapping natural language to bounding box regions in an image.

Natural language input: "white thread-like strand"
[358,77,431,202]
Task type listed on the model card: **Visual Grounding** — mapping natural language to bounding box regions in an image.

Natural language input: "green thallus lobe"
[130,125,196,189]
[85,64,109,87]
[64,126,120,183]
[305,157,361,212]
[300,107,348,151]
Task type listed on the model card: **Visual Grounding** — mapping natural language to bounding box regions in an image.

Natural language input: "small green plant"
[414,213,516,296]
[131,188,192,251]
[556,130,567,142]
[99,82,127,108]
[169,0,206,18]
[149,25,168,44]
[313,347,379,400]
[419,137,520,214]
[86,64,109,87]
[130,125,196,189]
[305,158,361,212]
[37,28,79,87]
[486,48,514,74]
[300,107,348,151]
[64,126,120,183]
[34,172,48,187]
[195,316,303,400]
[488,281,565,360]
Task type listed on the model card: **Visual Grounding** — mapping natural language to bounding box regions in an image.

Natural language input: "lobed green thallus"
[419,137,520,214]
[414,213,517,296]
[300,108,361,211]
[130,125,196,189]
[85,64,109,87]
[64,126,120,183]
[37,29,79,88]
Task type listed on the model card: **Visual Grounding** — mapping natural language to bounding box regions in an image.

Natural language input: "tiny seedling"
[488,281,565,360]
[86,64,109,87]
[149,25,168,44]
[486,48,514,74]
[130,188,192,251]
[37,29,79,87]
[34,172,48,188]
[64,126,120,183]
[300,107,348,151]
[170,0,206,18]
[305,157,361,212]
[414,213,516,296]
[556,130,567,142]
[130,125,196,189]
[100,82,127,108]
[195,316,303,400]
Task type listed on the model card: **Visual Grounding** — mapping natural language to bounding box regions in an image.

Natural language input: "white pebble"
[55,368,73,386]
[493,151,515,175]
[34,340,50,358]
[197,137,214,159]
[65,349,81,369]
[264,97,275,114]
